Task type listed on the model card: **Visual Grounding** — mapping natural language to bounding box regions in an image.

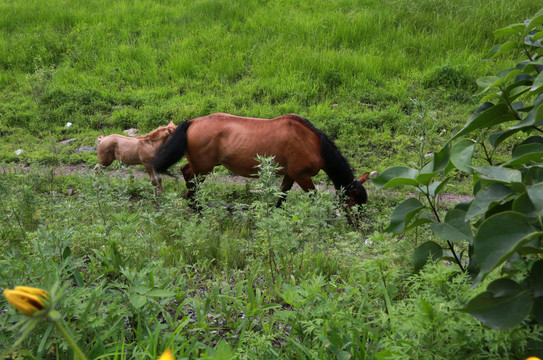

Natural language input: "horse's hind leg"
[276,175,295,207]
[181,163,207,201]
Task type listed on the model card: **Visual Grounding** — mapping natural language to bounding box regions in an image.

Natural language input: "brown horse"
[152,113,368,207]
[95,121,177,196]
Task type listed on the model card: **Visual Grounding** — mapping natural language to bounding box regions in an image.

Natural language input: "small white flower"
[65,122,73,128]
[15,149,23,155]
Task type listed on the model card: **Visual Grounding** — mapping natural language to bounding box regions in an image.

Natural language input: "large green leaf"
[462,278,532,330]
[450,103,516,143]
[530,260,543,298]
[493,23,524,39]
[531,71,543,91]
[450,139,476,173]
[474,211,542,281]
[430,209,473,244]
[429,144,451,173]
[416,171,440,186]
[526,165,543,184]
[466,183,513,220]
[428,177,451,197]
[532,261,543,325]
[475,76,502,95]
[472,166,522,183]
[509,87,532,103]
[372,166,419,189]
[503,68,523,83]
[528,12,543,30]
[385,198,430,234]
[488,129,519,148]
[503,143,543,168]
[510,103,543,130]
[526,182,543,215]
[413,241,443,272]
[512,192,538,218]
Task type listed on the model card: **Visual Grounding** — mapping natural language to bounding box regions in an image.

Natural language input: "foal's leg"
[276,175,295,207]
[145,166,162,197]
[156,171,164,194]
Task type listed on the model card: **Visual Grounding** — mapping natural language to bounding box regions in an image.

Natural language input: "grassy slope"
[2,2,543,358]
[0,0,540,171]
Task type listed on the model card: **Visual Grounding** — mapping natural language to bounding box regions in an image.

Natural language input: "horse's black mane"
[290,115,355,189]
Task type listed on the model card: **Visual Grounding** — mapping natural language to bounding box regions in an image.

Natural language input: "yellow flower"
[157,348,174,360]
[3,286,49,316]
[526,357,541,360]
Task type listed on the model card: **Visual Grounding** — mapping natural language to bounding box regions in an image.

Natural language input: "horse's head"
[345,172,370,206]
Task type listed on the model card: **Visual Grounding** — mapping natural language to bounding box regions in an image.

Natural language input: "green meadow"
[1,0,540,168]
[1,0,543,359]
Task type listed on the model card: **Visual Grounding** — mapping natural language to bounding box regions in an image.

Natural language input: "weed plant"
[1,158,539,358]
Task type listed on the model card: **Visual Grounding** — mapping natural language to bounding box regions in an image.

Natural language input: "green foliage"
[375,8,543,331]
[375,262,543,359]
[2,1,543,358]
[2,160,541,358]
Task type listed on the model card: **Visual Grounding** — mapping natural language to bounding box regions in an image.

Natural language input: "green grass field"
[1,0,540,169]
[1,1,543,359]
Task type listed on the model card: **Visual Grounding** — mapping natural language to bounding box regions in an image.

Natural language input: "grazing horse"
[152,113,369,207]
[95,121,177,196]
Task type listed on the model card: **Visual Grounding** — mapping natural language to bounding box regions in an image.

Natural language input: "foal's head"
[147,121,177,142]
[345,172,370,207]
[161,121,177,135]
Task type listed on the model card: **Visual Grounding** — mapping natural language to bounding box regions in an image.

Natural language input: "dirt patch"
[437,193,473,204]
[0,164,473,205]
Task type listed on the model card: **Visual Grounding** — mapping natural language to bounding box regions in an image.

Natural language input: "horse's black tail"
[151,121,191,173]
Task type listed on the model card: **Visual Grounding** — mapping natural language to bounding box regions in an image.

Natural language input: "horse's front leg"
[293,175,316,193]
[277,175,295,207]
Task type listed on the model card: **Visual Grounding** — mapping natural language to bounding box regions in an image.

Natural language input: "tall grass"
[1,0,541,168]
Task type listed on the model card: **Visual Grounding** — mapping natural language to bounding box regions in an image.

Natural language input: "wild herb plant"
[375,262,543,360]
[2,159,540,358]
[374,8,543,331]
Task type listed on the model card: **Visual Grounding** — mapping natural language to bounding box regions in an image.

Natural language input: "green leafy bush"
[374,8,543,331]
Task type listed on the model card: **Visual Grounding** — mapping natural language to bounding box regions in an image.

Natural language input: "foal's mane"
[289,115,356,189]
[138,125,171,141]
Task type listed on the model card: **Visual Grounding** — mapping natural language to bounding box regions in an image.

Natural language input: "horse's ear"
[169,121,175,126]
[358,172,370,184]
